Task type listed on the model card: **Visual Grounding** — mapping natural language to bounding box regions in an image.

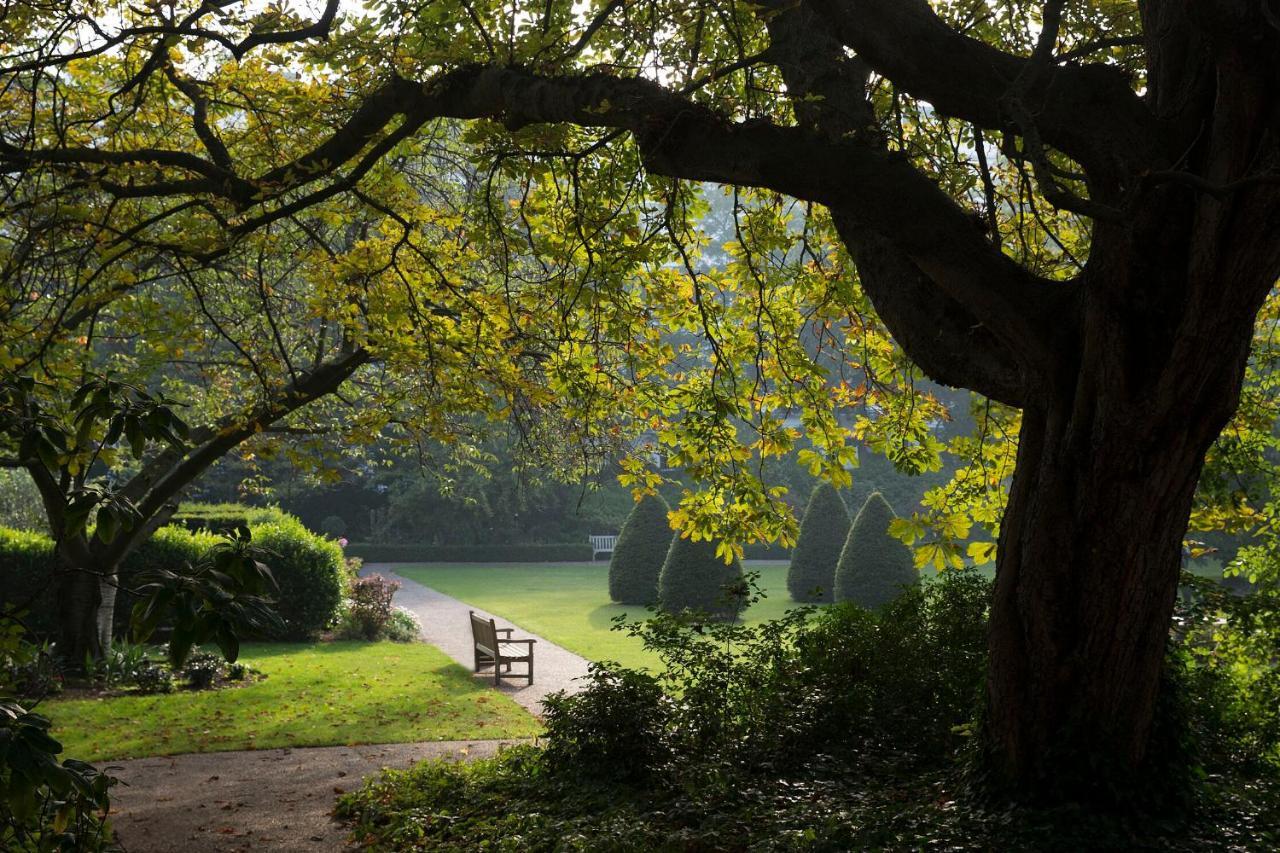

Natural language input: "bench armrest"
[505,638,536,645]
[495,627,514,636]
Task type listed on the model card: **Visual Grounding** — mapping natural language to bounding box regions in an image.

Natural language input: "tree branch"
[805,0,1166,180]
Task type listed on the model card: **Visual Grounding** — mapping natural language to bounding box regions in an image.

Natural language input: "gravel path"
[108,739,518,852]
[362,563,591,715]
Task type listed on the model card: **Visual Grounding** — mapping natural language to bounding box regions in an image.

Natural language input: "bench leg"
[494,657,502,686]
[527,653,534,685]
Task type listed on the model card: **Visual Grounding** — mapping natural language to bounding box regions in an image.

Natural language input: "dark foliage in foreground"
[338,571,1280,851]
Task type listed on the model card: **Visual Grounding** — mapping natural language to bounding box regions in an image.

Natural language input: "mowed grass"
[392,561,802,672]
[45,641,541,762]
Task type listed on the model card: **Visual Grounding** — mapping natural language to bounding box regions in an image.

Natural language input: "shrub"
[114,525,219,638]
[657,535,745,620]
[181,650,223,690]
[251,516,348,640]
[787,483,850,603]
[349,574,401,640]
[320,514,348,538]
[834,492,917,609]
[383,607,421,643]
[541,664,673,785]
[0,527,59,640]
[3,643,63,700]
[608,494,673,604]
[344,542,593,562]
[131,663,174,694]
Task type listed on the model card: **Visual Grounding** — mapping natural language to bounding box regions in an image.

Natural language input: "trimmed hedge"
[787,483,851,603]
[658,535,745,620]
[0,512,345,644]
[0,526,59,639]
[834,492,917,610]
[345,542,594,563]
[170,502,289,533]
[608,494,673,604]
[251,516,348,640]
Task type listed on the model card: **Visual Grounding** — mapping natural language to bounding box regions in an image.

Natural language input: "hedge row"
[0,513,347,643]
[345,542,594,563]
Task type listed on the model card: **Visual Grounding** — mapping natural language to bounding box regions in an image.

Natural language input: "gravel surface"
[108,739,518,852]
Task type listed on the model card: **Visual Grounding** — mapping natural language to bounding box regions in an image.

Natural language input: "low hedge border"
[347,543,595,563]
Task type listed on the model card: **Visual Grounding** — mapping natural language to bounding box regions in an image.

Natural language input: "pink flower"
[338,537,349,548]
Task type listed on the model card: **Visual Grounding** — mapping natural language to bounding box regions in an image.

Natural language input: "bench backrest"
[589,534,618,551]
[469,611,498,654]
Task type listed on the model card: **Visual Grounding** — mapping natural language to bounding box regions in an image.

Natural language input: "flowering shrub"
[383,607,422,643]
[349,574,401,640]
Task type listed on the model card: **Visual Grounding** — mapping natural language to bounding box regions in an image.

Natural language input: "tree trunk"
[980,238,1266,801]
[97,573,118,654]
[57,563,104,668]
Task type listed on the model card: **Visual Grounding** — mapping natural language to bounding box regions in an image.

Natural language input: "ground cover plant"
[44,641,539,761]
[339,571,1280,851]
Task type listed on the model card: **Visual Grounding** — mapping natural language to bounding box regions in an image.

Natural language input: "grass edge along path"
[390,561,800,672]
[44,640,542,762]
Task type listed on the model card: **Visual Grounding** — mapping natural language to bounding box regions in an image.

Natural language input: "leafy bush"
[250,516,347,640]
[0,700,117,851]
[348,574,401,640]
[607,494,673,605]
[2,642,62,700]
[181,650,223,690]
[541,664,673,785]
[131,662,174,694]
[345,542,594,562]
[113,526,219,638]
[320,515,348,538]
[382,608,421,643]
[834,492,917,609]
[657,535,745,620]
[786,482,850,603]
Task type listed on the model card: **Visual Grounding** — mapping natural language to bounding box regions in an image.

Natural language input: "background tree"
[609,493,673,605]
[787,482,850,603]
[2,0,1279,800]
[835,492,917,610]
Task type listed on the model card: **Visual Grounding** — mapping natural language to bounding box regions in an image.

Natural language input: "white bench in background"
[589,534,618,560]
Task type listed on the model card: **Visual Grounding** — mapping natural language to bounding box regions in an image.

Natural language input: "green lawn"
[45,641,541,761]
[393,561,805,672]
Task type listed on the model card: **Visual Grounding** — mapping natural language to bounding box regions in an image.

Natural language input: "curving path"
[107,739,519,852]
[361,563,591,715]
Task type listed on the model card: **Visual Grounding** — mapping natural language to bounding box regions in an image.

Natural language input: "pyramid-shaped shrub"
[834,492,917,610]
[786,483,851,603]
[608,493,674,604]
[658,535,745,620]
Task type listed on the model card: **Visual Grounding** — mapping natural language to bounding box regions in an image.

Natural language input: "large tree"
[2,0,1278,800]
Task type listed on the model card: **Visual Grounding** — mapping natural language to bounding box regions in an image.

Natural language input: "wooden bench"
[589,534,618,560]
[469,611,535,686]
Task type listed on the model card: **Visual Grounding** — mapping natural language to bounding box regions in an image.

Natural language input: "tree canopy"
[2,0,1279,801]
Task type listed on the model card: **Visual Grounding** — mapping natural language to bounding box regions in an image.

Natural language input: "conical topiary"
[608,494,674,604]
[657,535,745,620]
[787,483,851,603]
[834,492,917,610]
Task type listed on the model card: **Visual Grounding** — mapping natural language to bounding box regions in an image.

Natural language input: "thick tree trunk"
[57,563,104,668]
[980,224,1269,800]
[984,406,1207,798]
